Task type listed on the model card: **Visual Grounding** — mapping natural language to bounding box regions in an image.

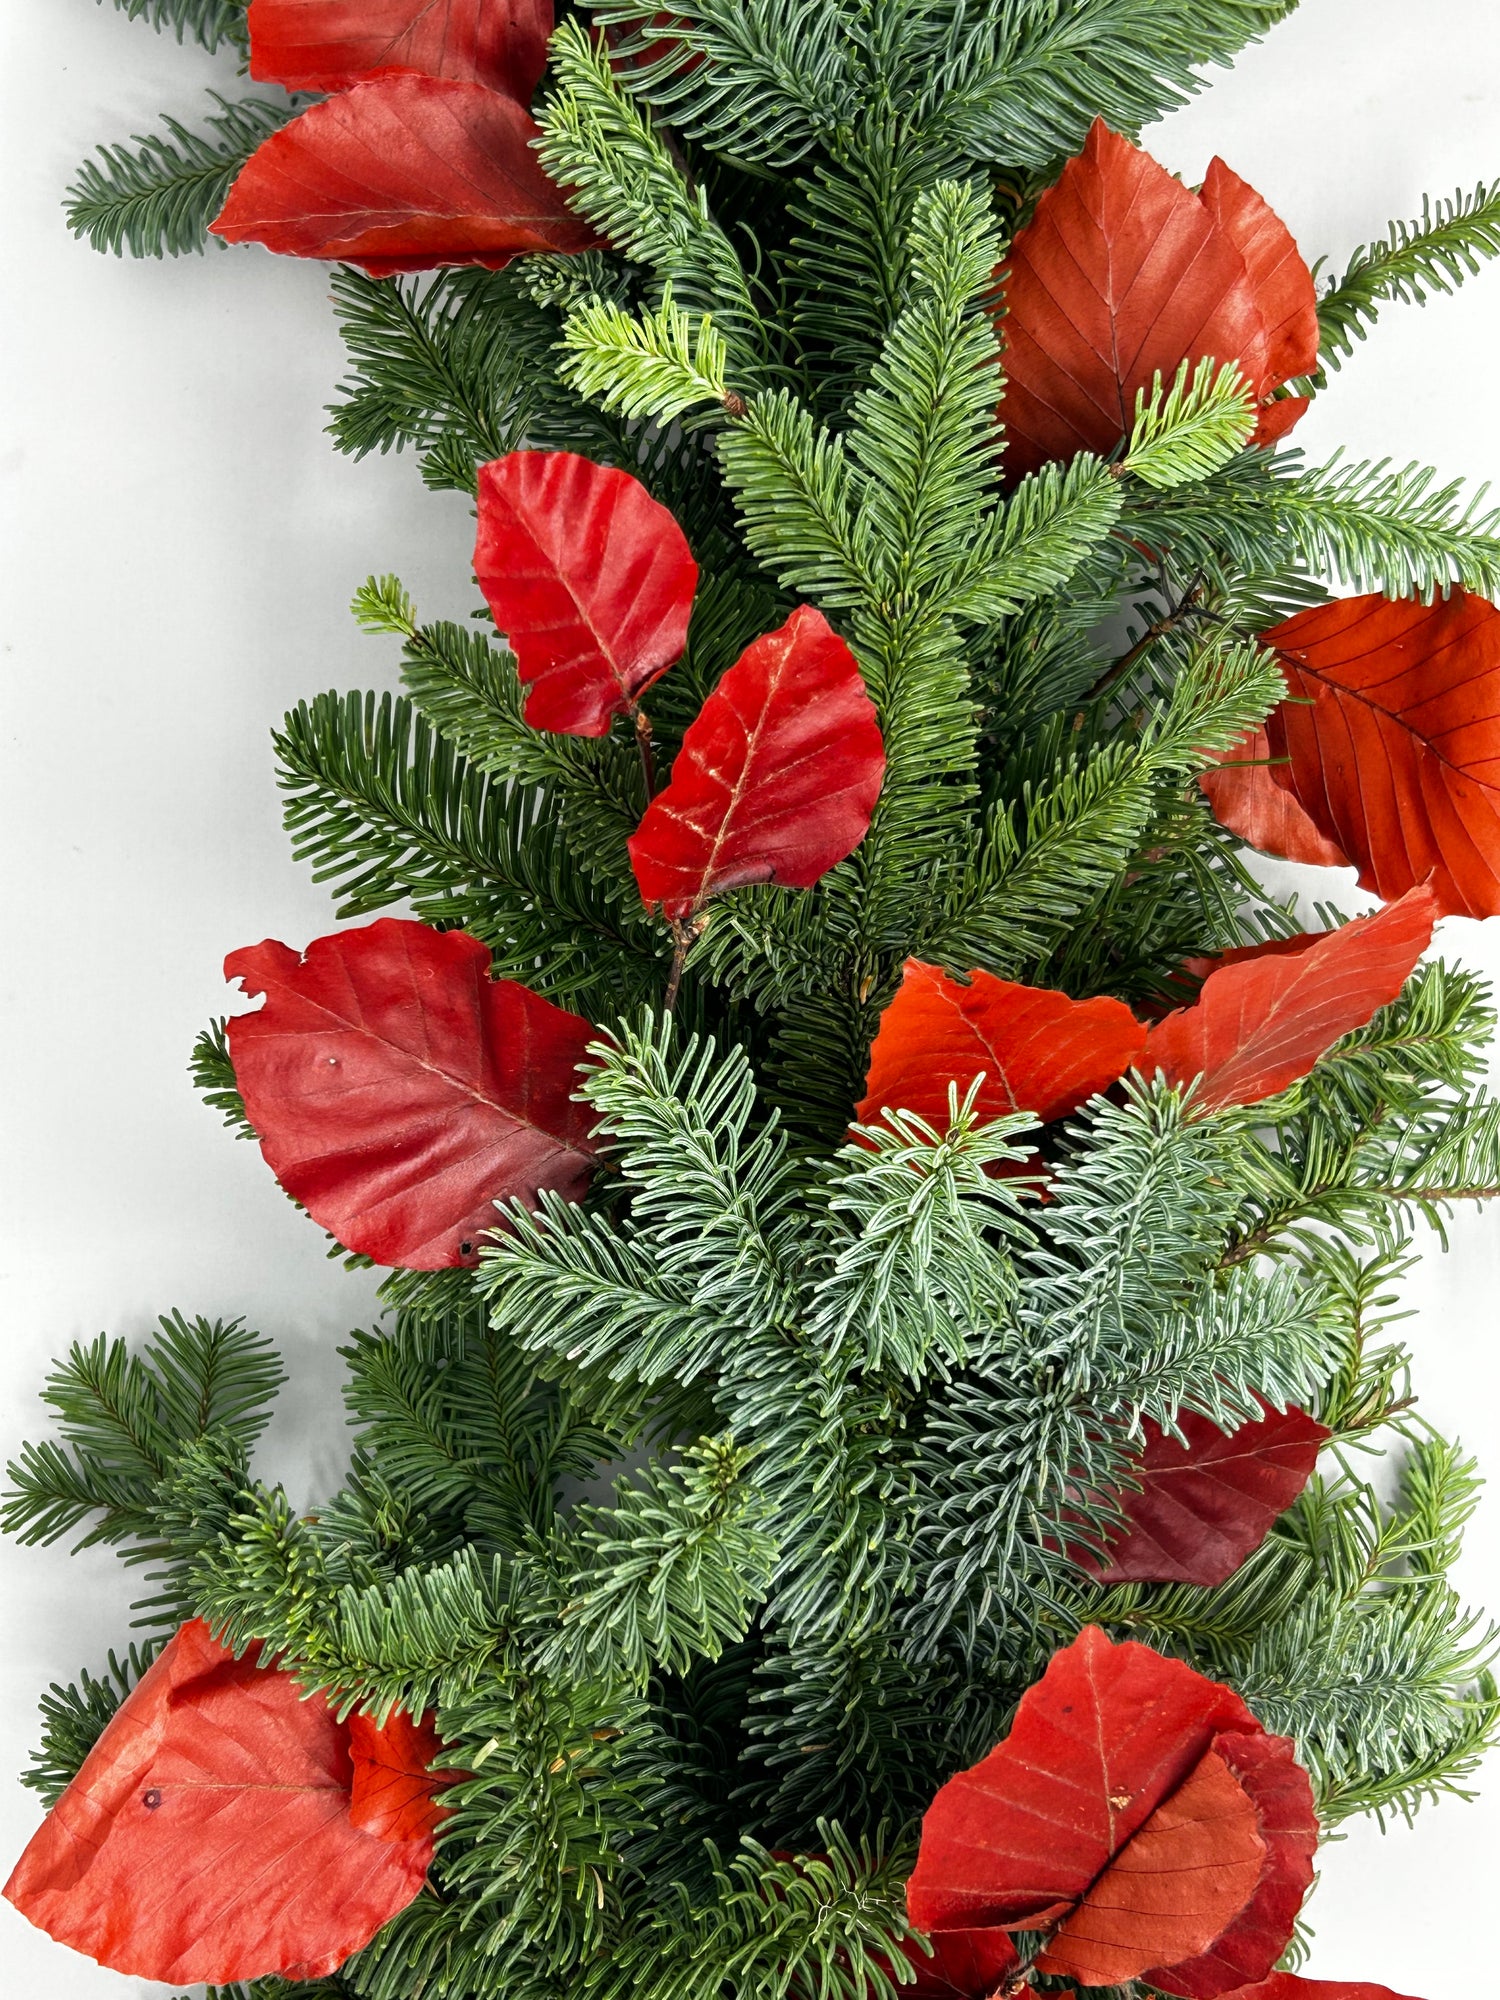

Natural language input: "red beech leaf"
[348,1710,456,1843]
[1214,1981,1422,2000]
[1141,886,1436,1111]
[897,1927,1020,1998]
[1034,1746,1265,1985]
[1150,1732,1318,1998]
[210,75,601,275]
[856,960,1147,1135]
[997,121,1313,481]
[906,1627,1263,1933]
[1263,590,1500,917]
[1092,1402,1330,1587]
[2,1620,431,1985]
[628,605,885,919]
[1199,727,1350,869]
[225,918,598,1269]
[473,451,699,736]
[247,0,553,99]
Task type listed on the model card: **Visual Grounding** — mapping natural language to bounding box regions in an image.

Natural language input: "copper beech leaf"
[473,451,699,736]
[628,605,885,919]
[1092,1402,1330,1588]
[856,960,1146,1134]
[1218,1982,1422,2000]
[1142,887,1436,1110]
[997,120,1317,481]
[348,1710,456,1843]
[1260,591,1500,918]
[211,75,601,275]
[247,0,554,100]
[225,918,598,1269]
[3,1621,434,1986]
[898,1926,1020,1998]
[1199,728,1350,869]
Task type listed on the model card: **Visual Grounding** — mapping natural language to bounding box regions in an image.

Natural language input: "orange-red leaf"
[1199,727,1350,869]
[1035,1747,1265,1986]
[1093,1403,1330,1587]
[348,1711,456,1843]
[1214,1981,1421,2000]
[856,961,1147,1135]
[2,1621,431,1985]
[628,605,884,919]
[997,121,1314,481]
[247,0,553,99]
[226,919,598,1269]
[1263,590,1500,917]
[211,75,600,275]
[897,1927,1020,1998]
[1142,888,1436,1110]
[473,452,698,736]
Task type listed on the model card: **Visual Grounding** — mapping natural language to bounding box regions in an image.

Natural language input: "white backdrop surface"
[2,0,1498,1992]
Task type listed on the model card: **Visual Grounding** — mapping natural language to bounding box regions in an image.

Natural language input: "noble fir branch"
[560,288,737,427]
[22,1645,157,1807]
[102,0,248,51]
[66,93,291,258]
[189,1017,254,1140]
[1122,358,1257,490]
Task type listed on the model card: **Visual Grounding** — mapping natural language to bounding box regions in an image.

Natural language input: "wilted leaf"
[247,0,553,100]
[226,918,598,1268]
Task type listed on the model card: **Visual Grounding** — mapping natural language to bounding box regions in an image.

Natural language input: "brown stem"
[634,707,657,801]
[1086,571,1206,704]
[664,918,701,1013]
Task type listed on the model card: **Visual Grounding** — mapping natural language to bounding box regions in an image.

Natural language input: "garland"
[8,3,1500,1997]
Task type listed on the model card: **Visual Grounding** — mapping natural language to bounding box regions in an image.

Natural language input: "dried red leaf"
[1035,1745,1266,1985]
[2,1621,431,1985]
[1199,727,1350,869]
[1263,590,1500,918]
[225,918,598,1269]
[211,75,600,275]
[897,1926,1020,1998]
[1092,1402,1330,1587]
[1142,887,1435,1111]
[906,1627,1263,1933]
[473,451,699,736]
[247,0,553,99]
[856,961,1146,1136]
[1214,1981,1422,2000]
[348,1710,456,1843]
[628,605,884,919]
[997,121,1315,481]
[1150,1732,1318,1998]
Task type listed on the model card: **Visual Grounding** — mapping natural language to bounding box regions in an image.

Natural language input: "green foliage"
[66,94,290,258]
[561,289,735,426]
[102,0,248,51]
[1123,359,1257,490]
[21,1645,156,1807]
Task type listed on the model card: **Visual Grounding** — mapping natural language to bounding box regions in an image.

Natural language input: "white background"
[2,1,1498,1992]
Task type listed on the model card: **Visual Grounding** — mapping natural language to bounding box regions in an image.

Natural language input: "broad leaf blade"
[247,0,553,100]
[1213,1980,1421,2000]
[1200,157,1319,433]
[1199,727,1350,868]
[348,1711,455,1842]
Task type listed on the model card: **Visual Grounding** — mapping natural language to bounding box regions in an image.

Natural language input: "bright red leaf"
[211,75,600,275]
[1262,590,1500,918]
[3,1621,433,1986]
[997,120,1316,481]
[856,960,1146,1135]
[1142,887,1436,1110]
[897,1926,1020,1998]
[473,451,699,736]
[1215,1981,1422,2000]
[247,0,553,99]
[628,605,884,919]
[1199,727,1350,869]
[225,918,598,1269]
[1035,1745,1266,1986]
[348,1710,456,1843]
[1091,1402,1330,1587]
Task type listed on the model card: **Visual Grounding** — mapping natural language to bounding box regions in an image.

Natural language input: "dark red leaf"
[247,0,553,99]
[473,451,699,736]
[856,960,1147,1136]
[1150,1732,1318,1998]
[211,75,600,275]
[348,1710,456,1843]
[628,605,884,919]
[897,1927,1020,1998]
[1092,1402,1330,1587]
[906,1627,1263,1933]
[1263,590,1500,918]
[225,918,598,1269]
[1142,887,1435,1111]
[1213,1980,1422,2000]
[2,1621,431,1985]
[1199,727,1350,869]
[1034,1745,1266,1986]
[997,121,1314,481]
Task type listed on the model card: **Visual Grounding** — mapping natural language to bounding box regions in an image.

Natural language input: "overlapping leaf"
[247,0,553,100]
[1217,1981,1421,2000]
[211,75,600,274]
[1256,590,1500,917]
[997,120,1317,480]
[348,1711,454,1842]
[226,918,598,1268]
[628,606,884,919]
[1199,727,1350,869]
[3,1621,435,1985]
[474,451,699,736]
[897,1926,1020,1998]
